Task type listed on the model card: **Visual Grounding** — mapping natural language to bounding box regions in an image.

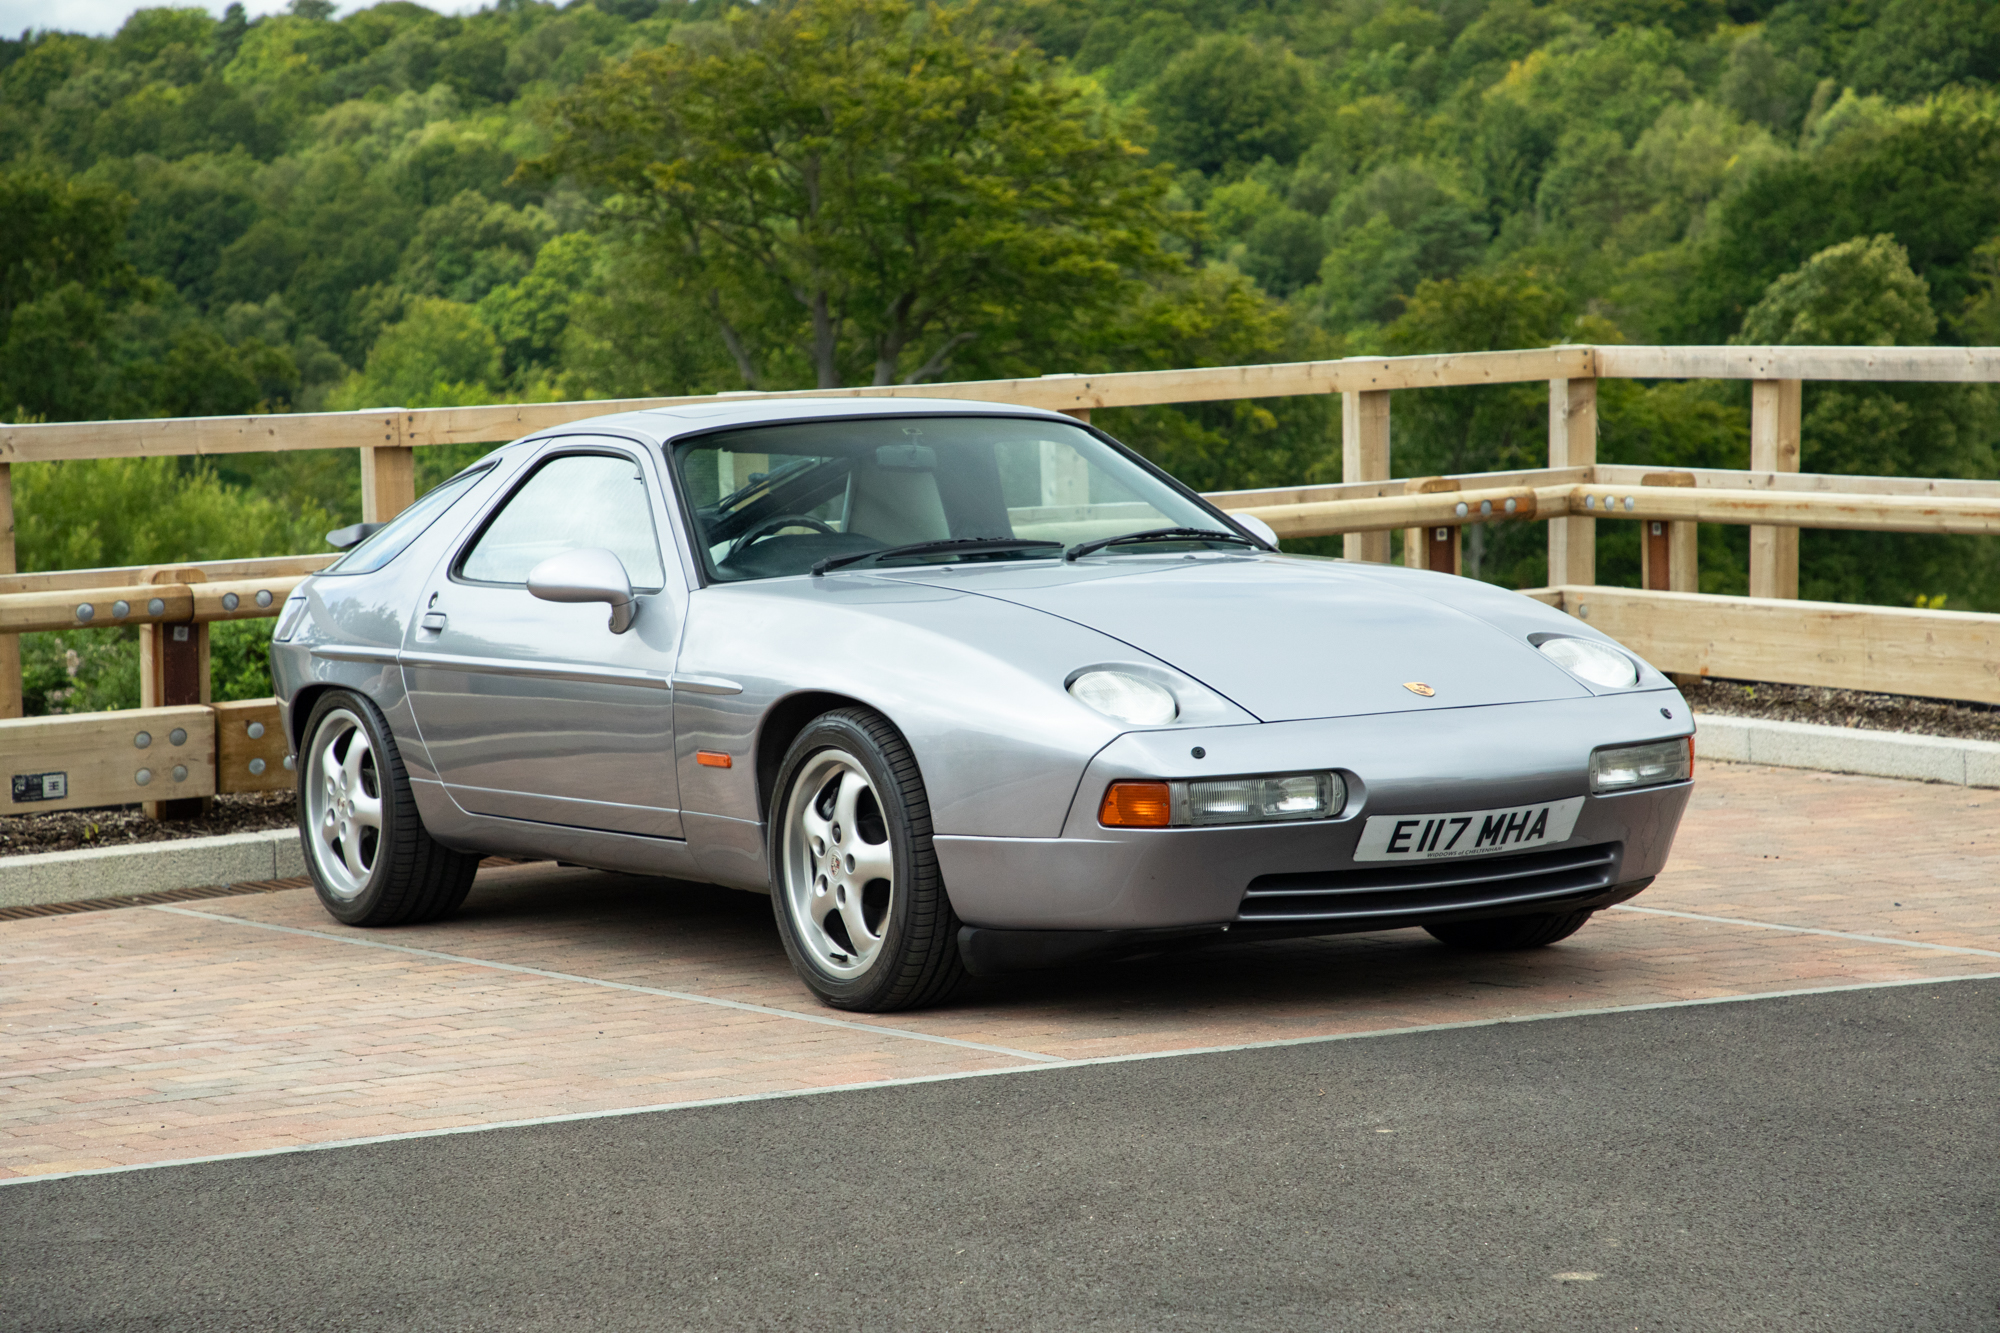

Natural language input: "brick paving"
[3,761,1994,1182]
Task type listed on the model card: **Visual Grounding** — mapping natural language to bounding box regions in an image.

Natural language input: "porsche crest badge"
[1403,682,1436,697]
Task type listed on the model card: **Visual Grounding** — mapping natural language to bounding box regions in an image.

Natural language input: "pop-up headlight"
[1539,636,1639,689]
[1069,670,1178,726]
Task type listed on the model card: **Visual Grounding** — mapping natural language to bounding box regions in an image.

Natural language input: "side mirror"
[1231,512,1280,551]
[326,521,385,550]
[527,547,638,634]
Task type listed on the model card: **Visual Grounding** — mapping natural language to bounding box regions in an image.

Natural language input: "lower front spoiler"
[955,877,1654,977]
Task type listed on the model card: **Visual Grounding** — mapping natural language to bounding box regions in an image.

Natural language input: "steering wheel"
[729,512,840,558]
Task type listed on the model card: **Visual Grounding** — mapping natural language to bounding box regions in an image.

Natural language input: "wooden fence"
[6,343,1998,818]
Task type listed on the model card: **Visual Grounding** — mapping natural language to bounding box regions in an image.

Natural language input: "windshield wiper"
[811,538,1063,576]
[1064,526,1262,562]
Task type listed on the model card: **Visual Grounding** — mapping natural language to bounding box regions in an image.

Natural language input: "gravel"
[0,792,297,858]
[1687,677,2000,743]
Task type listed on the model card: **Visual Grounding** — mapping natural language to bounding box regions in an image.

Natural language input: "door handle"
[420,611,448,632]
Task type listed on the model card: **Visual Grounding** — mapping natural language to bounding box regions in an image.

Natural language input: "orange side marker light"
[1100,780,1172,828]
[696,751,732,769]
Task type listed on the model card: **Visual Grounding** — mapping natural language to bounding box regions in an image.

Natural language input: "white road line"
[6,970,1994,1190]
[1613,904,2000,957]
[146,904,1061,1064]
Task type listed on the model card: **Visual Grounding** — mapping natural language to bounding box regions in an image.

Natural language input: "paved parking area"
[3,760,1996,1183]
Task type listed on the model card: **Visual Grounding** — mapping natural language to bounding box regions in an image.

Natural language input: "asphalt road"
[4,979,1994,1333]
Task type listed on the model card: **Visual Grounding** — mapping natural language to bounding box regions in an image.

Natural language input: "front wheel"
[769,709,966,1011]
[1425,909,1594,950]
[299,689,479,927]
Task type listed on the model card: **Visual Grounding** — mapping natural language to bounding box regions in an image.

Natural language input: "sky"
[6,0,294,36]
[3,0,474,39]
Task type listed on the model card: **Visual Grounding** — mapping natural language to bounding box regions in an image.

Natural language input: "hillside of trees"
[6,0,2000,711]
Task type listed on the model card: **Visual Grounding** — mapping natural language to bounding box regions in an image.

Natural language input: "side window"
[459,452,668,591]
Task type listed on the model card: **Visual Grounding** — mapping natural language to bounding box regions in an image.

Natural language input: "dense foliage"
[6,0,2000,710]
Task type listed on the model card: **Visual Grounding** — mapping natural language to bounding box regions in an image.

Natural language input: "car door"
[401,440,684,838]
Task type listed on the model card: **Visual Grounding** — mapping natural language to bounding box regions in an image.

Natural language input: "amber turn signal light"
[1099,780,1172,828]
[696,751,732,768]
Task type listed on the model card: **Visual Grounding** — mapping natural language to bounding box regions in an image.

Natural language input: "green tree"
[0,168,131,327]
[1736,234,1997,609]
[1313,161,1487,332]
[329,296,503,408]
[1736,234,1937,346]
[532,0,1182,389]
[1139,34,1318,177]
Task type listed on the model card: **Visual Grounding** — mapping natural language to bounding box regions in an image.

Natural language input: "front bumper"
[933,692,1693,950]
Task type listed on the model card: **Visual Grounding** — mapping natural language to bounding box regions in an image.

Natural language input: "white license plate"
[1353,797,1584,862]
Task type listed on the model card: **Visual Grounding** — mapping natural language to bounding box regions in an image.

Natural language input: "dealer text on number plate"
[1353,797,1584,862]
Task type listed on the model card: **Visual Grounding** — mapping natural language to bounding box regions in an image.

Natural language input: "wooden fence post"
[361,444,417,524]
[0,463,19,719]
[1547,378,1597,585]
[1640,471,1700,592]
[1749,379,1802,598]
[1402,477,1461,574]
[138,566,210,821]
[1342,390,1392,562]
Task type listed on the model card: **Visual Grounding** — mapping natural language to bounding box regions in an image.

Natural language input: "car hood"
[878,554,1594,723]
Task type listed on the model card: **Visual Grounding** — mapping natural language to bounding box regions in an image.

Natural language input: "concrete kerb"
[1693,713,2000,788]
[0,715,1990,911]
[0,828,304,910]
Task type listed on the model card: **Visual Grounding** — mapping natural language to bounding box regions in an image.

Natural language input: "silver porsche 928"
[272,398,1694,1011]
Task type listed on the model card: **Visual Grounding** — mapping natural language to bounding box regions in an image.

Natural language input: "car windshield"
[672,416,1227,582]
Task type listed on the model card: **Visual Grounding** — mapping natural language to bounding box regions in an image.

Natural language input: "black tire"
[1425,909,1594,950]
[297,689,478,927]
[767,708,967,1012]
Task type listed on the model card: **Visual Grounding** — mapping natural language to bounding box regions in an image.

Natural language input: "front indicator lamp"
[1100,781,1173,828]
[1590,737,1693,793]
[1100,772,1345,829]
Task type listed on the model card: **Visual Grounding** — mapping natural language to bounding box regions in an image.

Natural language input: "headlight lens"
[1590,738,1692,793]
[1539,636,1639,689]
[1186,773,1340,825]
[1100,772,1345,827]
[1069,670,1178,726]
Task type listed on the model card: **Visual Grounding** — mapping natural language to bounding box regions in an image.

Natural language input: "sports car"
[272,398,1694,1011]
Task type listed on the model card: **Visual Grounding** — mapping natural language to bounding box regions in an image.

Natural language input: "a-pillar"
[1547,378,1597,586]
[1749,379,1801,599]
[1341,390,1391,563]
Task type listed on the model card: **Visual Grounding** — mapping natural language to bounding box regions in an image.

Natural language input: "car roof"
[520,395,1079,450]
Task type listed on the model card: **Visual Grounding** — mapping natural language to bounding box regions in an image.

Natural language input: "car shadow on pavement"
[419,863,1634,1045]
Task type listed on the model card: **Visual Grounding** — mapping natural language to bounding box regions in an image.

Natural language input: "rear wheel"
[769,708,966,1011]
[299,689,478,927]
[1425,909,1593,950]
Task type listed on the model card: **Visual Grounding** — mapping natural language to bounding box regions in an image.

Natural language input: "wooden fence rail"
[5,342,1998,822]
[1222,481,2000,539]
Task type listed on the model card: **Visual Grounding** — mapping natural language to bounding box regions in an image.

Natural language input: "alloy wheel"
[304,707,384,901]
[780,749,896,979]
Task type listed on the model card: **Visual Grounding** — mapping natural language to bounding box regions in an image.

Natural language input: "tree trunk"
[708,291,759,388]
[811,289,839,388]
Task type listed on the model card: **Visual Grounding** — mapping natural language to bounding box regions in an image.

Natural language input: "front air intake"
[1238,842,1621,923]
